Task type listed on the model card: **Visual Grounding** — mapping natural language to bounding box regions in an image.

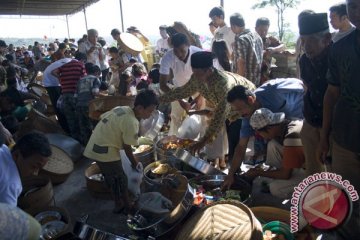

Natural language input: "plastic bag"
[177,114,202,140]
[120,150,143,199]
[137,192,173,214]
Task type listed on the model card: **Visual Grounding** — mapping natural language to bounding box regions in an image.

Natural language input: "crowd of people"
[0,0,359,239]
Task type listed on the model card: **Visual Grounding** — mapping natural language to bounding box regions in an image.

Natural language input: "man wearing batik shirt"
[255,17,285,84]
[230,13,263,86]
[160,51,256,153]
[320,0,360,238]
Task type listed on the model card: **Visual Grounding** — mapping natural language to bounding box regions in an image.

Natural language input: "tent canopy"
[0,0,100,16]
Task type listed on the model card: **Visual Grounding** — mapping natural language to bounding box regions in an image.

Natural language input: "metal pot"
[73,221,130,240]
[128,174,193,238]
[155,135,180,161]
[189,174,252,204]
[134,145,155,169]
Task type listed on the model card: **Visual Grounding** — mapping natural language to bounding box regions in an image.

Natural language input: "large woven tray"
[176,200,263,240]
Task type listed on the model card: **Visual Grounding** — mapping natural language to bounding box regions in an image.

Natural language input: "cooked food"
[35,211,62,225]
[133,144,151,154]
[161,138,195,150]
[263,230,286,240]
[151,163,172,175]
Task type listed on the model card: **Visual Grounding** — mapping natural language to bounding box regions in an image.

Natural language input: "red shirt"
[58,60,85,94]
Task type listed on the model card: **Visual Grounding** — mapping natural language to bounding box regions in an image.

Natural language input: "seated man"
[0,131,52,206]
[245,108,305,199]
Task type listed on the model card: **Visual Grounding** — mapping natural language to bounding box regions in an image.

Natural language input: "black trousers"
[226,118,242,165]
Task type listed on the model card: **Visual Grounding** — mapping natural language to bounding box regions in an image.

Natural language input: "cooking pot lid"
[140,110,164,140]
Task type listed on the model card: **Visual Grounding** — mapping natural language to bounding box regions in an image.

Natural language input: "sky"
[0,0,342,43]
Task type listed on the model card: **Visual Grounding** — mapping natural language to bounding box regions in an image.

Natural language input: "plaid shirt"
[232,29,263,86]
[160,69,256,143]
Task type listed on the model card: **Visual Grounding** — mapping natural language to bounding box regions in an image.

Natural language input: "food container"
[84,162,111,199]
[189,174,251,205]
[139,110,164,141]
[31,206,72,239]
[73,221,130,240]
[18,176,54,213]
[251,207,316,240]
[88,96,135,120]
[173,148,225,176]
[133,143,155,168]
[39,145,74,185]
[128,174,193,238]
[155,135,195,161]
[175,200,263,240]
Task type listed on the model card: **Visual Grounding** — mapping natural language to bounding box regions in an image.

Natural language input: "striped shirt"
[57,59,85,94]
[232,29,263,86]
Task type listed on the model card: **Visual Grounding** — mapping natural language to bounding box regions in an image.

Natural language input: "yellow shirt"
[84,106,139,162]
[160,69,256,143]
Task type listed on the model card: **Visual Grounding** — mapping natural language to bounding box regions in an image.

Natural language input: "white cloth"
[169,101,186,136]
[0,145,22,207]
[213,25,235,55]
[43,58,72,87]
[159,46,202,87]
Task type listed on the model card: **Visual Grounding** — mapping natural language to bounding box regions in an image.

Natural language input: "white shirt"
[156,38,170,55]
[159,46,202,87]
[79,40,106,69]
[43,58,72,87]
[0,145,22,207]
[213,24,235,55]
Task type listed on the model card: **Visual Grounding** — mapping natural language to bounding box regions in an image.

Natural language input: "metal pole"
[83,6,88,32]
[220,0,224,7]
[66,15,70,39]
[119,0,124,32]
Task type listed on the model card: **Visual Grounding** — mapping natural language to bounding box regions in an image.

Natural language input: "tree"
[252,0,299,41]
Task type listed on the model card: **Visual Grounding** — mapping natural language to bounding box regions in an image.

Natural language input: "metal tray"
[140,110,164,140]
[173,148,225,176]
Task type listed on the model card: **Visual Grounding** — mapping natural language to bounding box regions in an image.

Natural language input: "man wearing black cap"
[160,51,255,153]
[320,0,360,238]
[298,12,331,176]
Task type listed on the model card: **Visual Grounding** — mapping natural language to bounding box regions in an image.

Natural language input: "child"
[84,90,159,213]
[75,63,102,145]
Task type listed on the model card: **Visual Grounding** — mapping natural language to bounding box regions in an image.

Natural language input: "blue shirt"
[0,145,22,206]
[240,78,304,138]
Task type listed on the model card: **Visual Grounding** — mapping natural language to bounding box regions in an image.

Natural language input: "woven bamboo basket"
[15,109,65,139]
[18,176,54,214]
[84,162,111,199]
[88,96,135,120]
[176,200,263,240]
[39,145,74,185]
[251,207,317,240]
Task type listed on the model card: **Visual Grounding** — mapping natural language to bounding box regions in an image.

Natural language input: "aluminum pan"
[173,148,225,176]
[140,110,164,141]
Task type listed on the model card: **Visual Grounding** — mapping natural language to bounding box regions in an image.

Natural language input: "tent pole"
[83,6,88,32]
[119,0,124,32]
[66,15,70,39]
